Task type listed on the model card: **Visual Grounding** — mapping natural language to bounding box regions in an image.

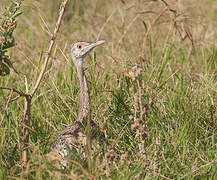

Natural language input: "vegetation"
[0,0,216,179]
[0,0,23,76]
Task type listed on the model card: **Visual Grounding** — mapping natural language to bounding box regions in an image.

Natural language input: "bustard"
[49,40,106,166]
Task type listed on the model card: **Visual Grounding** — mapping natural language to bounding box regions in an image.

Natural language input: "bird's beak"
[84,40,105,53]
[93,40,106,46]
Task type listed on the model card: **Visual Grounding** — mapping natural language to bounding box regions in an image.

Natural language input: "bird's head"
[71,40,105,65]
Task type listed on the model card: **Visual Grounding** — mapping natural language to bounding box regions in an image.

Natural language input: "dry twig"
[21,0,69,166]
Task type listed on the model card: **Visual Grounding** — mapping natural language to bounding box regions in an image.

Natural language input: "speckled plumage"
[50,121,85,157]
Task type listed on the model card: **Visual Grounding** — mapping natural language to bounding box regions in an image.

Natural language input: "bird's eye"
[77,45,82,49]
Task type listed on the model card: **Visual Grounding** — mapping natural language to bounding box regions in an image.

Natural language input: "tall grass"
[0,0,217,179]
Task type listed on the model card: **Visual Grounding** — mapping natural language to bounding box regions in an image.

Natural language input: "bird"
[49,40,106,167]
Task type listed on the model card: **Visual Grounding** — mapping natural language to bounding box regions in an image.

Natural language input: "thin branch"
[22,95,31,165]
[21,0,69,166]
[30,0,69,97]
[0,86,28,97]
[159,0,177,13]
[24,75,29,93]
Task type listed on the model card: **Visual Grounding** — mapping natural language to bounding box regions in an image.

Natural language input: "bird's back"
[50,120,107,163]
[50,121,85,157]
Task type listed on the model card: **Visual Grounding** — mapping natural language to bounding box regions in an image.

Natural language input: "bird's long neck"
[76,63,90,123]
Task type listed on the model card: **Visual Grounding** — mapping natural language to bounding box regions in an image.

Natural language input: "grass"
[0,0,217,179]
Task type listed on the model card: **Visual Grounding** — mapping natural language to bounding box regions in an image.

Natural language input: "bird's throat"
[76,65,90,123]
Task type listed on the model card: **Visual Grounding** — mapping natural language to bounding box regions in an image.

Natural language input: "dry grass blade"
[46,153,93,178]
[0,89,13,125]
